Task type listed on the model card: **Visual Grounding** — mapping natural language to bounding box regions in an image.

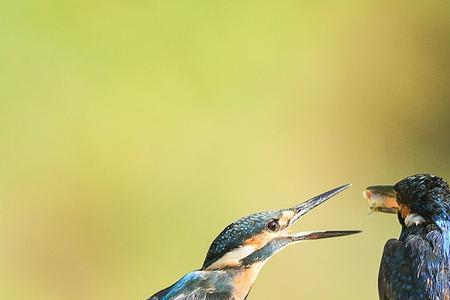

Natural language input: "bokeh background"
[1,1,450,299]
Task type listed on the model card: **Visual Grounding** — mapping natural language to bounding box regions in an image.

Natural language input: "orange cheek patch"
[244,232,272,249]
[399,204,411,219]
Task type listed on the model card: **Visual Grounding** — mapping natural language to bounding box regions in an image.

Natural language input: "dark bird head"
[364,174,450,227]
[201,184,360,270]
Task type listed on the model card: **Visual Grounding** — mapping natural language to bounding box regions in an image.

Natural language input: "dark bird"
[364,174,450,300]
[149,184,360,300]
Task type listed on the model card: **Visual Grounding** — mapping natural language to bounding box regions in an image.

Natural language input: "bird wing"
[379,232,450,300]
[404,229,450,300]
[150,287,236,300]
[205,292,236,300]
[148,272,205,300]
[378,238,426,300]
[149,271,237,300]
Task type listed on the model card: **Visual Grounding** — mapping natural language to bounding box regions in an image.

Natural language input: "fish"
[363,185,399,214]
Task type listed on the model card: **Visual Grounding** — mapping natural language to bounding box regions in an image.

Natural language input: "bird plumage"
[148,185,359,300]
[377,174,450,300]
[149,271,238,300]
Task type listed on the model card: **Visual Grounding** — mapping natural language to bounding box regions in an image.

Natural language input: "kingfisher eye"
[266,219,280,232]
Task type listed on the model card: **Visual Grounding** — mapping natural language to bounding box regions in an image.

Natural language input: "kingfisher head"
[201,184,360,271]
[364,174,450,227]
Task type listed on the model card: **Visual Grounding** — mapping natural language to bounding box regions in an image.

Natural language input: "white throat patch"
[205,245,256,270]
[405,213,425,227]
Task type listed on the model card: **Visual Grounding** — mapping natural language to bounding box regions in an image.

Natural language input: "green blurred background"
[1,1,450,299]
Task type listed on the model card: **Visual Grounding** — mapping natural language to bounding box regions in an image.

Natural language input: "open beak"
[363,185,399,214]
[291,230,361,241]
[288,184,361,241]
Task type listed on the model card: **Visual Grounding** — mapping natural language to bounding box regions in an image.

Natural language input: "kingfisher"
[149,184,360,300]
[364,174,450,300]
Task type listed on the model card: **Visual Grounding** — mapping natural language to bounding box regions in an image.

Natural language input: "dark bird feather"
[378,174,450,300]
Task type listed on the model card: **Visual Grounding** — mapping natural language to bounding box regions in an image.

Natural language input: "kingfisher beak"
[290,230,361,241]
[287,184,361,241]
[290,184,351,224]
[363,185,399,214]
